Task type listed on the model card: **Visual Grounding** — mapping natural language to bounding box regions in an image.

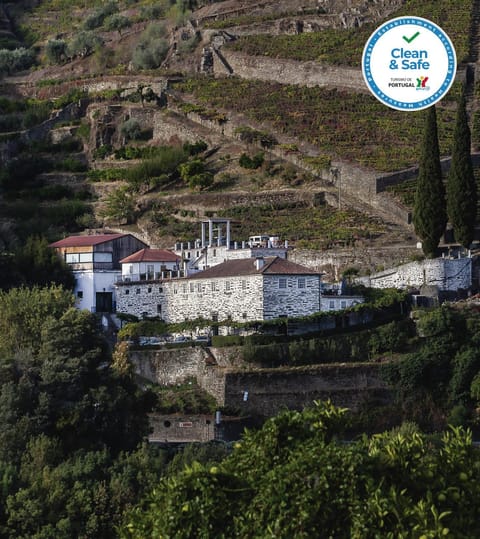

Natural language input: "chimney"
[255,257,265,270]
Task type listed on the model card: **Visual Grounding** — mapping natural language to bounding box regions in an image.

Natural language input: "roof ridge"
[259,256,278,273]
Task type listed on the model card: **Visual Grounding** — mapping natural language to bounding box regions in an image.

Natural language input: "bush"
[67,31,103,59]
[132,23,169,70]
[126,146,188,190]
[183,140,208,155]
[104,14,132,35]
[120,118,142,141]
[0,48,35,75]
[239,152,264,169]
[132,39,169,70]
[45,39,67,64]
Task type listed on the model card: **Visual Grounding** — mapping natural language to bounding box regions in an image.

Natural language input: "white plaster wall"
[74,270,120,312]
[263,275,321,319]
[320,295,364,311]
[121,260,179,281]
[356,258,472,291]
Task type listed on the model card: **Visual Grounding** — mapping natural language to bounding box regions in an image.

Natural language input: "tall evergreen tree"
[446,87,477,248]
[413,105,447,258]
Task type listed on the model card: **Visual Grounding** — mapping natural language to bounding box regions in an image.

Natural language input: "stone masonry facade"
[356,257,472,292]
[116,271,322,322]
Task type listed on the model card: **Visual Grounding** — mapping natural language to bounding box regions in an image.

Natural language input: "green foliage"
[45,38,67,64]
[122,402,480,538]
[153,378,217,414]
[104,13,132,35]
[0,48,35,76]
[0,285,74,357]
[183,139,208,155]
[67,31,103,59]
[101,186,136,224]
[239,151,264,169]
[132,23,168,70]
[120,118,142,141]
[125,146,188,191]
[179,158,213,190]
[413,106,447,258]
[446,87,477,248]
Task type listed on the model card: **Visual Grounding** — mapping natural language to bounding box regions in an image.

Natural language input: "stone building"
[116,256,324,322]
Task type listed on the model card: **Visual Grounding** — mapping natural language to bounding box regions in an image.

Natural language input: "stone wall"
[223,363,390,417]
[357,257,472,292]
[149,413,215,443]
[117,271,323,322]
[130,348,392,418]
[130,347,207,385]
[215,49,366,90]
[263,274,321,318]
[289,245,418,281]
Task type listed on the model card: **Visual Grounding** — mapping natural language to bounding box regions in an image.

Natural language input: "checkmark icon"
[403,31,420,44]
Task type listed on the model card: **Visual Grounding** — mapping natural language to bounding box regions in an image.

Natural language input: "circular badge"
[362,16,456,111]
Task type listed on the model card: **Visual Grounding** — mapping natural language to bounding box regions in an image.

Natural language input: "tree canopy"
[413,106,447,257]
[121,401,480,538]
[446,87,477,248]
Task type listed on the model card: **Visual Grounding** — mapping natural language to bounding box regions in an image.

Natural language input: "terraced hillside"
[0,0,478,276]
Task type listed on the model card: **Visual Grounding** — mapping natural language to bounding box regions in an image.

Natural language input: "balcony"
[116,270,185,284]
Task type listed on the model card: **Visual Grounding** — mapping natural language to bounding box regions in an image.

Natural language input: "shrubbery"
[132,23,169,70]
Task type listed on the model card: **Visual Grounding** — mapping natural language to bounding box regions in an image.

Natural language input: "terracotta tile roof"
[49,233,128,248]
[120,248,181,264]
[188,257,319,280]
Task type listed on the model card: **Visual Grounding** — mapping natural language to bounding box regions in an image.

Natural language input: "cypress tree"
[413,105,447,258]
[446,87,477,248]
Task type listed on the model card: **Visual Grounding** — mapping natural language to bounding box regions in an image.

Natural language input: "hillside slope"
[0,0,476,276]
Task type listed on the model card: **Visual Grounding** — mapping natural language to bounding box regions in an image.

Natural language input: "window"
[197,283,202,292]
[279,278,287,289]
[242,312,247,319]
[190,282,194,293]
[241,280,247,290]
[187,252,191,259]
[298,278,305,289]
[159,287,163,293]
[79,253,93,263]
[125,289,130,295]
[147,264,154,280]
[148,287,152,293]
[66,253,80,264]
[129,264,133,274]
[213,249,216,256]
[341,300,347,309]
[329,300,335,310]
[182,284,187,294]
[136,288,141,295]
[157,304,162,313]
[94,252,112,263]
[77,291,83,299]
[225,281,231,291]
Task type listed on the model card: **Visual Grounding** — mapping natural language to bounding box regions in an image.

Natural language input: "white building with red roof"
[50,233,147,312]
[119,248,182,282]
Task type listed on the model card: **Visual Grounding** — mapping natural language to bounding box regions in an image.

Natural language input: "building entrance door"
[96,292,113,313]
